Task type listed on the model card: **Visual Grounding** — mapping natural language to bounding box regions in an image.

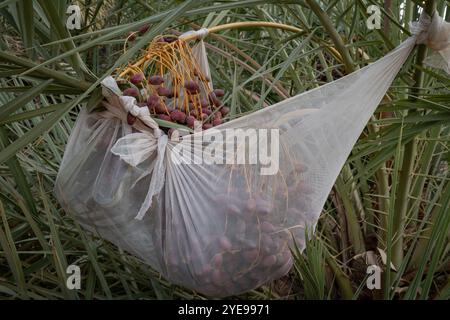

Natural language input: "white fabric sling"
[55,12,450,297]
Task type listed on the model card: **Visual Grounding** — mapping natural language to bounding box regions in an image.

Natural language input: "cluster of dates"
[161,163,313,297]
[163,190,294,297]
[120,58,229,134]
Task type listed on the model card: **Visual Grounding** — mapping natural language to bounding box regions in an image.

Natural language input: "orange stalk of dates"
[115,35,229,134]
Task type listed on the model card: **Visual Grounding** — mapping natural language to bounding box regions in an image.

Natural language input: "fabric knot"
[411,11,450,50]
[129,104,141,116]
[179,28,209,41]
[409,11,431,43]
[196,28,209,40]
[120,96,150,117]
[138,106,150,117]
[410,11,450,74]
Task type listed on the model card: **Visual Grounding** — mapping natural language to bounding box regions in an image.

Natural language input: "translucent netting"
[55,12,449,297]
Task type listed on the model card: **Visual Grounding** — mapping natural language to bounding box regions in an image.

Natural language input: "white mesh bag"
[55,12,450,297]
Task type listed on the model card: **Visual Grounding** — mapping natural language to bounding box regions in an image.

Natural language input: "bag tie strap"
[179,27,209,41]
[410,11,450,74]
[100,76,168,220]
